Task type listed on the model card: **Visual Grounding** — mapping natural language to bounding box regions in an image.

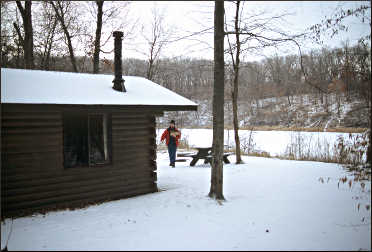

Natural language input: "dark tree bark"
[50,1,78,73]
[231,0,242,164]
[208,1,225,201]
[15,0,34,69]
[93,0,104,74]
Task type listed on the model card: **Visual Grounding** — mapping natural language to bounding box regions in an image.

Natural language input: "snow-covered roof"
[1,68,197,110]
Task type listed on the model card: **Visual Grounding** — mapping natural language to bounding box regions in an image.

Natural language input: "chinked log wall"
[1,104,160,218]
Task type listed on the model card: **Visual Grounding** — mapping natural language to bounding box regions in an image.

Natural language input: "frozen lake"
[157,128,366,160]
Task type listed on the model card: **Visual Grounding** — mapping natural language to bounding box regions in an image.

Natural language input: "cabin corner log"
[1,104,159,217]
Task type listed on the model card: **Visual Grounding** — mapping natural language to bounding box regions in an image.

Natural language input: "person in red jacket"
[161,120,181,167]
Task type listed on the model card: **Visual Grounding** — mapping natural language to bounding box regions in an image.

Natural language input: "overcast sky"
[112,1,370,62]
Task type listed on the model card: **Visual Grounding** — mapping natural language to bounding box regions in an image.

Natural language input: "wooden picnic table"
[180,147,232,166]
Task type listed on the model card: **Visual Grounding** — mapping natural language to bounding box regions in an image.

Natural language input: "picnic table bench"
[178,147,233,166]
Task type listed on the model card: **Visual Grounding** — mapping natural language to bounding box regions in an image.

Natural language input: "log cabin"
[1,31,197,218]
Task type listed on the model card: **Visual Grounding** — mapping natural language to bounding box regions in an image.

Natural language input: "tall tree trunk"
[209,1,225,200]
[15,0,34,69]
[93,0,104,74]
[50,1,78,73]
[232,0,242,164]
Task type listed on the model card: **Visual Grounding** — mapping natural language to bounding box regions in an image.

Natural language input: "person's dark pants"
[168,144,177,165]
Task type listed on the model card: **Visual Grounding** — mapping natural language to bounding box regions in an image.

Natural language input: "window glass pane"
[63,114,89,168]
[103,114,108,160]
[89,114,108,165]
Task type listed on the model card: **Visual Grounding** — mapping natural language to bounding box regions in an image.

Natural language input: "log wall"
[1,104,159,217]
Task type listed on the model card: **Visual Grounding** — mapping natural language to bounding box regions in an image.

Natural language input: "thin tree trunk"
[13,22,23,45]
[209,0,225,200]
[147,40,156,81]
[287,95,291,106]
[64,26,78,73]
[51,1,78,73]
[147,58,154,80]
[93,0,104,74]
[232,0,242,164]
[42,17,58,70]
[15,0,34,69]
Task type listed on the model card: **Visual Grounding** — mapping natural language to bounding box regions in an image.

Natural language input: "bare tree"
[84,1,132,74]
[224,2,305,163]
[92,0,104,74]
[209,0,225,201]
[50,1,81,72]
[225,0,243,164]
[1,1,18,67]
[137,5,173,81]
[14,0,34,69]
[34,2,61,70]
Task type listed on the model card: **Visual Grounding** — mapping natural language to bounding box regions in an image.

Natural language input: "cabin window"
[63,113,112,168]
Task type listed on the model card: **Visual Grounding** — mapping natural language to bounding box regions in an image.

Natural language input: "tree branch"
[12,22,24,45]
[162,27,214,44]
[15,1,25,19]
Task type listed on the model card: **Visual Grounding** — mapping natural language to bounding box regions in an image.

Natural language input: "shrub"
[240,128,256,154]
[334,130,369,166]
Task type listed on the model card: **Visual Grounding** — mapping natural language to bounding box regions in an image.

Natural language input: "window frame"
[62,111,112,169]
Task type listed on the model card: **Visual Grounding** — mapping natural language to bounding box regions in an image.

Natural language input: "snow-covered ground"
[1,152,370,251]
